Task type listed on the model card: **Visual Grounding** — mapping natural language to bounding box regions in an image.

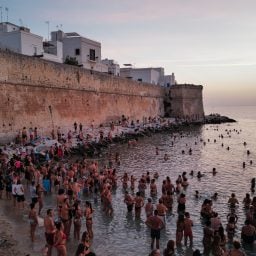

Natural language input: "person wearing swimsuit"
[85,201,94,239]
[54,222,67,256]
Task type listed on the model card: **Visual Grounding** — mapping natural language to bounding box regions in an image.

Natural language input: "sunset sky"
[1,0,256,107]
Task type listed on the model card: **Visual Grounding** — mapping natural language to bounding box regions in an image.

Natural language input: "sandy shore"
[0,210,32,256]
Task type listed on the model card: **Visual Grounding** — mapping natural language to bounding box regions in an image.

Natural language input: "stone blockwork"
[0,50,204,144]
[0,50,165,143]
[167,84,204,120]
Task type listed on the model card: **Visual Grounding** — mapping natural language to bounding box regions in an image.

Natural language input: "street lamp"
[48,105,54,131]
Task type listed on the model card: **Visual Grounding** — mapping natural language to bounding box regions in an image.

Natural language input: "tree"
[64,56,79,66]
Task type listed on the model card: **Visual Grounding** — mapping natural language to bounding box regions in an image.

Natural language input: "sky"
[1,0,256,107]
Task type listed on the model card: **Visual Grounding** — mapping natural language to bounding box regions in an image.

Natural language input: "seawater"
[85,106,256,256]
[3,106,256,256]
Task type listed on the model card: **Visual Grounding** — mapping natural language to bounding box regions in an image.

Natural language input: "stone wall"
[167,84,205,120]
[0,50,166,143]
[0,50,204,144]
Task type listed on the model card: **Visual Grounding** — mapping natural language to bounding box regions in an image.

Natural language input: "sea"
[1,105,256,256]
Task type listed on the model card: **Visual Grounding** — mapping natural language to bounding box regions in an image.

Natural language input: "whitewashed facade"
[101,59,120,76]
[43,40,63,63]
[0,22,176,79]
[51,31,107,72]
[120,67,176,86]
[120,67,160,84]
[162,73,176,87]
[0,22,63,63]
[0,22,43,56]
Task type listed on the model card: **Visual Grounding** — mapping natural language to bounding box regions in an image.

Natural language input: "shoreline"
[0,114,238,256]
[0,206,32,256]
[0,114,236,148]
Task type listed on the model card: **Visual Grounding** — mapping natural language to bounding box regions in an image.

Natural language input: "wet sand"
[0,207,32,256]
[0,191,85,256]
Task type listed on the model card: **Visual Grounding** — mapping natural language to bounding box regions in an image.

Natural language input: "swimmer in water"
[197,171,204,179]
[145,198,154,218]
[212,192,218,200]
[228,193,239,208]
[164,154,169,161]
[195,190,199,199]
[212,168,217,175]
[154,172,159,179]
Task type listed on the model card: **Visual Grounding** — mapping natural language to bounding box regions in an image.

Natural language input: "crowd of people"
[0,121,255,256]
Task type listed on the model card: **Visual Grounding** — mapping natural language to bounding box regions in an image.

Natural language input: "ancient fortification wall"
[0,50,204,144]
[0,50,165,143]
[168,84,204,120]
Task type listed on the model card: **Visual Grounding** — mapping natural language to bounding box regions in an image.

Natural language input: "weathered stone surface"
[167,84,205,121]
[0,50,204,144]
[0,50,165,143]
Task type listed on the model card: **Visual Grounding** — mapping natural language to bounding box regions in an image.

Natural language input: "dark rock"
[204,114,236,124]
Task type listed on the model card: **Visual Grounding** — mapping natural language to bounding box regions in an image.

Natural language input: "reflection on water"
[89,117,256,255]
[3,109,256,256]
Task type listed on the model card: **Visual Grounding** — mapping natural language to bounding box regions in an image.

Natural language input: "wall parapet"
[165,84,205,120]
[0,49,164,98]
[172,84,203,89]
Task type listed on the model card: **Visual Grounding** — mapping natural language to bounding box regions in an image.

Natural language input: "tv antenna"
[5,7,8,22]
[19,18,23,26]
[45,20,50,41]
[56,24,63,31]
[0,7,2,23]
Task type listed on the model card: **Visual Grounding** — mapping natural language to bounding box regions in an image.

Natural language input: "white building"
[51,30,108,73]
[162,73,176,87]
[0,22,43,56]
[43,40,63,63]
[120,67,176,87]
[0,22,63,63]
[101,59,120,76]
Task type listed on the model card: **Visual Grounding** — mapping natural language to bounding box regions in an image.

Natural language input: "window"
[138,78,142,82]
[75,48,80,55]
[89,49,96,61]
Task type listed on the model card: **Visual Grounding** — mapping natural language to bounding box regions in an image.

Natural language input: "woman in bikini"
[36,183,45,215]
[73,200,83,240]
[60,198,71,238]
[176,214,185,245]
[85,201,94,239]
[54,222,67,256]
[28,202,38,242]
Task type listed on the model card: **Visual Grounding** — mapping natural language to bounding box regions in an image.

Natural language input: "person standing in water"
[85,201,94,239]
[184,212,193,246]
[28,202,38,242]
[44,209,55,256]
[146,209,165,250]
